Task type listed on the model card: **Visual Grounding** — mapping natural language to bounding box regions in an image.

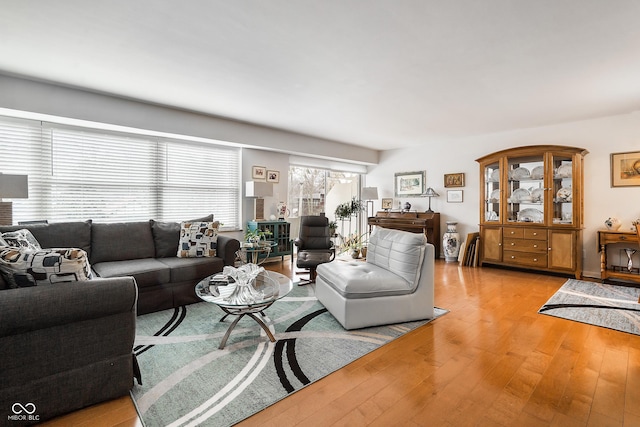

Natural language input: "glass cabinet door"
[483,162,500,223]
[506,155,545,224]
[550,153,574,226]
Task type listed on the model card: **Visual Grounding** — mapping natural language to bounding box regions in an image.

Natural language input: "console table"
[597,229,640,284]
[368,211,440,256]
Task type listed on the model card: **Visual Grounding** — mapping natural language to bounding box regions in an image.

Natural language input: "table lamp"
[245,181,273,220]
[0,173,29,225]
[422,187,439,213]
[361,186,379,218]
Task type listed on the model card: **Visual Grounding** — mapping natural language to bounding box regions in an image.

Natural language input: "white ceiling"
[1,0,640,150]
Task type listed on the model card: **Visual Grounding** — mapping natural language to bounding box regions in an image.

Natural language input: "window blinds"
[0,116,240,228]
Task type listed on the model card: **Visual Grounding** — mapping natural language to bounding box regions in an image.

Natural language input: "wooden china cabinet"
[476,145,588,279]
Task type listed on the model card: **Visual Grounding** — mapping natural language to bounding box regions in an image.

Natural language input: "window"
[0,116,240,228]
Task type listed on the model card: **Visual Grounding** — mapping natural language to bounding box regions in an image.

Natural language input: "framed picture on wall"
[447,190,463,203]
[444,173,465,188]
[610,151,640,187]
[252,166,267,180]
[381,198,393,210]
[394,171,425,197]
[267,170,280,183]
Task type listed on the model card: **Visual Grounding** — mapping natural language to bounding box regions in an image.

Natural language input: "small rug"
[539,279,640,335]
[131,284,447,427]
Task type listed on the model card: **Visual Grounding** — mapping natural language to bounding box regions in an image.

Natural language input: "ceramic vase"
[442,221,460,262]
[604,217,621,231]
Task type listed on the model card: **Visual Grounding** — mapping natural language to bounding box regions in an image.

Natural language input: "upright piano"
[368,211,441,256]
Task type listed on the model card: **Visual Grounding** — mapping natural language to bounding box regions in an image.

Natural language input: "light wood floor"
[42,260,640,427]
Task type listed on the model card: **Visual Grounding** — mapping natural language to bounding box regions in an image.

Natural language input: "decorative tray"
[517,208,544,223]
[508,188,532,203]
[531,188,544,203]
[510,167,530,181]
[530,166,544,180]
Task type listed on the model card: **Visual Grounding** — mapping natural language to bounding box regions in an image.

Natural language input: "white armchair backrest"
[366,227,428,290]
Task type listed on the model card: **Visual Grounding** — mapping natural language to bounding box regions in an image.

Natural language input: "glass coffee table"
[195,270,293,349]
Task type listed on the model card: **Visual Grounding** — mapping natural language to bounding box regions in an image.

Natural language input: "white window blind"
[0,116,241,228]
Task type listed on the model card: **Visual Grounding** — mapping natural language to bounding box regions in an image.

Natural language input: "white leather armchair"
[315,227,434,330]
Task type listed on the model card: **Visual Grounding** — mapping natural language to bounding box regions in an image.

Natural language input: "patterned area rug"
[539,279,640,335]
[131,284,447,427]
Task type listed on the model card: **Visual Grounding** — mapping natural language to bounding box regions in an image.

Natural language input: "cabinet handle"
[533,244,538,248]
[533,258,538,262]
[511,242,515,246]
[510,231,515,235]
[498,243,502,246]
[532,232,538,236]
[548,247,552,251]
[620,236,627,240]
[511,256,515,259]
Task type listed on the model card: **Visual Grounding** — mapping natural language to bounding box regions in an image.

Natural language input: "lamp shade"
[422,187,439,197]
[361,187,379,200]
[245,181,273,198]
[0,174,28,199]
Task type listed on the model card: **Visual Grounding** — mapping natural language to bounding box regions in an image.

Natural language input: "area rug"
[539,279,640,335]
[131,284,447,427]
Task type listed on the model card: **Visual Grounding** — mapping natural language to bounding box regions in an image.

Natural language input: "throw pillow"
[1,229,42,252]
[0,247,92,288]
[0,236,7,247]
[150,214,215,258]
[177,221,219,258]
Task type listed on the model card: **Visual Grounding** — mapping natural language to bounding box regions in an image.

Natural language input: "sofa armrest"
[217,234,241,266]
[0,277,138,337]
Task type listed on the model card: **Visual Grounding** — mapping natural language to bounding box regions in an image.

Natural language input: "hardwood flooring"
[42,260,640,426]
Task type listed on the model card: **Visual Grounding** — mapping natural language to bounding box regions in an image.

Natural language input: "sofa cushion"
[0,247,92,288]
[91,221,155,264]
[0,221,93,256]
[1,229,42,251]
[177,221,219,258]
[150,214,214,258]
[92,258,170,288]
[157,257,223,282]
[316,260,414,299]
[366,228,426,290]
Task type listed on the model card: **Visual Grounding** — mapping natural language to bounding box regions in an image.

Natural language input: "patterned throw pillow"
[1,229,42,252]
[0,247,92,288]
[0,236,7,247]
[177,221,219,258]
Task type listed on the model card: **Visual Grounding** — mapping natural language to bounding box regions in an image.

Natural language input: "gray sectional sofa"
[0,217,240,315]
[0,276,138,424]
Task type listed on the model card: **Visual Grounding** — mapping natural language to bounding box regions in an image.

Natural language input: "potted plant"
[244,228,272,247]
[328,220,338,237]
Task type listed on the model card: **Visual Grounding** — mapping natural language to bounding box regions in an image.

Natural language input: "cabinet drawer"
[524,228,546,240]
[503,227,524,239]
[503,251,548,268]
[503,238,547,253]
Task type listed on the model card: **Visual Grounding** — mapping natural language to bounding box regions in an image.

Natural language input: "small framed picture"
[381,198,393,210]
[252,166,267,180]
[267,170,280,183]
[610,151,640,187]
[447,190,463,203]
[444,173,465,188]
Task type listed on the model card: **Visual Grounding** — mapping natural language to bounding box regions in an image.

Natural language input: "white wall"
[242,149,290,226]
[366,111,640,278]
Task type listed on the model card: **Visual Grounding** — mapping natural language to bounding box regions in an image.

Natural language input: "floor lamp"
[361,187,379,218]
[0,173,29,225]
[245,181,273,221]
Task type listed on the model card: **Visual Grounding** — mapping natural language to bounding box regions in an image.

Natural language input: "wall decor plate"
[530,166,544,180]
[518,208,544,223]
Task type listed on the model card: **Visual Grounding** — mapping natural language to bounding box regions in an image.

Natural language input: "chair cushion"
[316,261,413,299]
[366,228,426,289]
[296,250,333,269]
[92,258,170,288]
[157,257,223,282]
